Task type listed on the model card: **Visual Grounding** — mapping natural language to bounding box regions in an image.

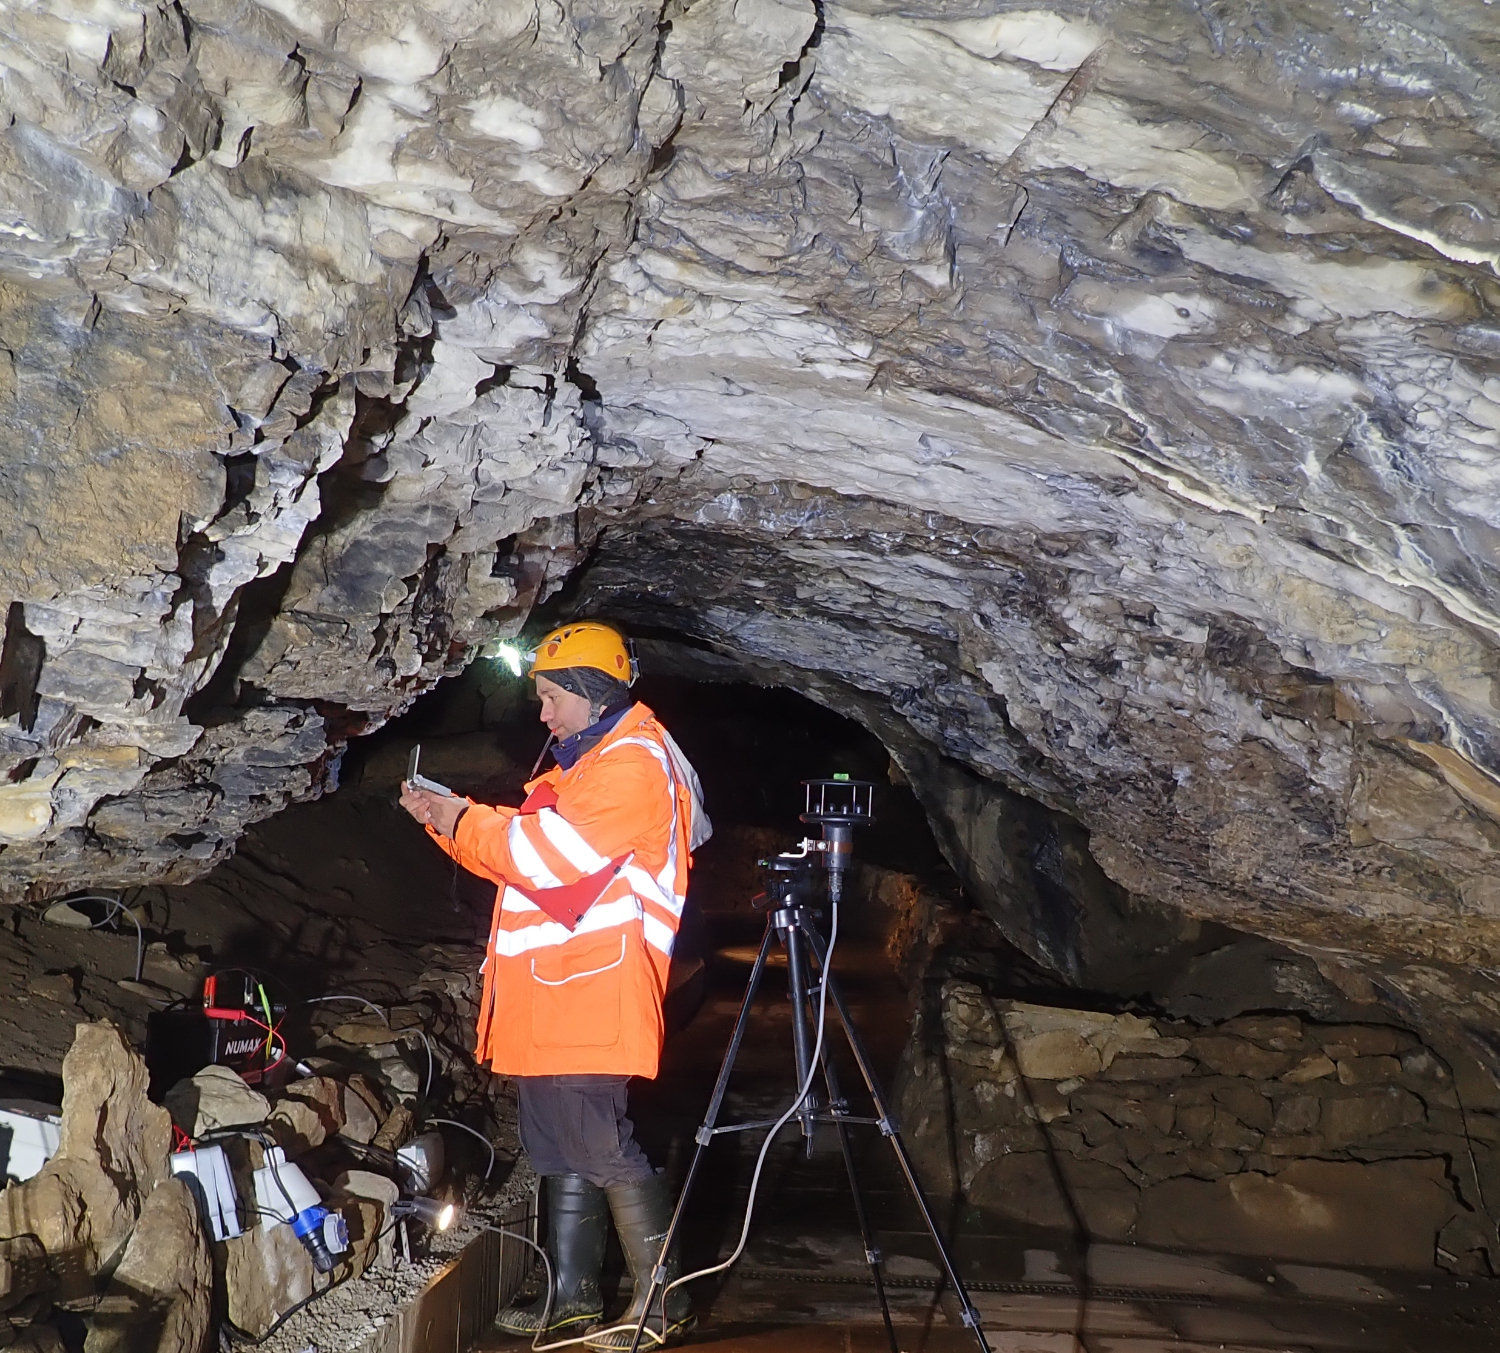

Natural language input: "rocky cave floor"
[7,674,1500,1350]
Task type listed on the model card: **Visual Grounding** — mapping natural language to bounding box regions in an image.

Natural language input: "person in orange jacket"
[399,621,706,1349]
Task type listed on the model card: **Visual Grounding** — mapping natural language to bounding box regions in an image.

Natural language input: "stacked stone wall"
[898,981,1496,1271]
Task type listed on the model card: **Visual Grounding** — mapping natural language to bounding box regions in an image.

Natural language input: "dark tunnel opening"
[152,660,973,971]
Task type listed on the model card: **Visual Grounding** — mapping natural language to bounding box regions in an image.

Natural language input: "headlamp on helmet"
[478,639,528,676]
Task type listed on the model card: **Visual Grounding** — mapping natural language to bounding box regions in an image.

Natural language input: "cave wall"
[3,0,1500,1058]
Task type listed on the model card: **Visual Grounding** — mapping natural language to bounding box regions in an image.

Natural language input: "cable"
[479,1225,668,1352]
[655,898,841,1315]
[1437,1051,1500,1251]
[220,1133,344,1345]
[66,894,144,983]
[301,994,390,1026]
[220,1263,353,1344]
[415,1029,435,1099]
[237,1010,289,1073]
[221,1210,412,1344]
[257,983,276,1061]
[258,1129,307,1223]
[301,994,430,1095]
[564,902,841,1352]
[529,732,557,779]
[338,1138,400,1173]
[424,1117,497,1182]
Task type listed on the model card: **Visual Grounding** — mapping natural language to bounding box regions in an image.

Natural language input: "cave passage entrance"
[157,664,957,988]
[222,659,984,1342]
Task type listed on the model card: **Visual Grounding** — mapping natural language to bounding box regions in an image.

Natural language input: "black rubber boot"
[496,1174,608,1337]
[585,1174,694,1350]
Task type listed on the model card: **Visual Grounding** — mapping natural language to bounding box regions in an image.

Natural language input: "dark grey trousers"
[515,1074,655,1188]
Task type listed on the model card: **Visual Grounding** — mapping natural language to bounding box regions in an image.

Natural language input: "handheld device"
[405,744,455,797]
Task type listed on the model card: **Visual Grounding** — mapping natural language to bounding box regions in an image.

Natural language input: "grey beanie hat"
[540,665,632,714]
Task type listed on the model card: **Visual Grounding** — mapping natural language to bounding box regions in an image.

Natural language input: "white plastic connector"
[253,1146,321,1226]
[323,1211,349,1255]
[171,1144,243,1241]
[397,1131,445,1194]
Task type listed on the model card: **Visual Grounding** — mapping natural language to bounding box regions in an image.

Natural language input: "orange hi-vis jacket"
[428,703,692,1079]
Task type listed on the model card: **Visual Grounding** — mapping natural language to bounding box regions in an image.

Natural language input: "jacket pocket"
[529,932,626,1049]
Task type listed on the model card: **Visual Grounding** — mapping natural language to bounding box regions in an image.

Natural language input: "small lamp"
[393,1196,457,1231]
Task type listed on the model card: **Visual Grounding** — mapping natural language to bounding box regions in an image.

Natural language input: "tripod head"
[753,855,820,911]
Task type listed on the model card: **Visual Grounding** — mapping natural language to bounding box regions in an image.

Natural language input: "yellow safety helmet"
[529,621,637,685]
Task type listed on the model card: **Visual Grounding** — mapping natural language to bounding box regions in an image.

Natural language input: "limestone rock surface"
[1138,1159,1459,1269]
[222,1219,314,1340]
[1,0,1500,1073]
[84,1178,212,1353]
[0,1237,48,1314]
[0,1023,171,1293]
[903,972,1484,1267]
[164,1065,270,1137]
[331,1170,399,1272]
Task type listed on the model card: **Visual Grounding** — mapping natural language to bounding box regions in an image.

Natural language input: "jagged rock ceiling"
[3,0,1500,1040]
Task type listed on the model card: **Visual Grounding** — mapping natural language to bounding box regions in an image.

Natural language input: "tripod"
[625,894,992,1353]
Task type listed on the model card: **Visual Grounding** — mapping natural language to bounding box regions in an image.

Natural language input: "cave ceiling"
[2,0,1500,1034]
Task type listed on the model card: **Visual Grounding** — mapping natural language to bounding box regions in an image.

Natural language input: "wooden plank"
[357,1198,534,1353]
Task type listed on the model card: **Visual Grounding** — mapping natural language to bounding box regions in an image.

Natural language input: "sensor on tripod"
[623,769,993,1353]
[796,776,875,903]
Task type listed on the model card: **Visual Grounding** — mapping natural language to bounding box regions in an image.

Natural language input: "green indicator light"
[833,773,850,781]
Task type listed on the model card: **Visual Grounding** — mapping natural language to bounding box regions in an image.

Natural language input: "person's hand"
[400,784,467,838]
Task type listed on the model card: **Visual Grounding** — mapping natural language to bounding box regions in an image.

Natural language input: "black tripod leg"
[805,928,992,1353]
[820,1045,900,1353]
[626,920,777,1353]
[784,915,820,1153]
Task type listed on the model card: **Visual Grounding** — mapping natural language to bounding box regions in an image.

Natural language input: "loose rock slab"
[165,1065,270,1137]
[0,1023,171,1294]
[1137,1158,1459,1269]
[84,1177,212,1353]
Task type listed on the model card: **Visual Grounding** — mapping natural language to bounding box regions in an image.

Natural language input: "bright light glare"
[396,1196,459,1230]
[479,640,526,676]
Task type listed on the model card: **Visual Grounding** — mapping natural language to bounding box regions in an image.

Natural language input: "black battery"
[145,971,285,1097]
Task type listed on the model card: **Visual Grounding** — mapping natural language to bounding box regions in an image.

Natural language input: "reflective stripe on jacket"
[429,702,693,1078]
